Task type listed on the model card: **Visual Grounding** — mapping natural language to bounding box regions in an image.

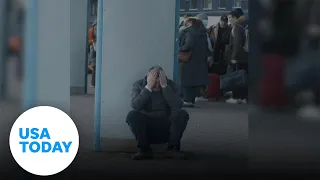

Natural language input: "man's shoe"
[131,151,154,160]
[182,102,194,108]
[164,149,187,160]
[195,97,209,102]
[238,98,247,104]
[297,105,320,119]
[226,98,240,104]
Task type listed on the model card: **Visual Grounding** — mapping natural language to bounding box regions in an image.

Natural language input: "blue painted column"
[22,0,38,110]
[94,0,103,152]
[23,0,72,113]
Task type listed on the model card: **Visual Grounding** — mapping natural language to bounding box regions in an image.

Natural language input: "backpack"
[88,26,96,45]
[88,27,96,52]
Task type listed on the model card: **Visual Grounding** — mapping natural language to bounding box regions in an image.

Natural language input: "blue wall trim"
[23,0,38,111]
[173,0,180,82]
[94,0,103,152]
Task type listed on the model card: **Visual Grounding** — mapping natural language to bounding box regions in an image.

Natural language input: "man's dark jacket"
[225,24,247,63]
[131,78,183,118]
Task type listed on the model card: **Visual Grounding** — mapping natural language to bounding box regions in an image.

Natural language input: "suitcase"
[258,54,288,107]
[207,74,220,100]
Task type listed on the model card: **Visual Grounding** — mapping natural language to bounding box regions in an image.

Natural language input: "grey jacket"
[131,78,183,116]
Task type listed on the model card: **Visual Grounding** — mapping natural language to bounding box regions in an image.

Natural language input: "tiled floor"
[0,97,248,178]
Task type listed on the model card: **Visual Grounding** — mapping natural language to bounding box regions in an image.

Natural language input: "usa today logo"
[9,106,79,176]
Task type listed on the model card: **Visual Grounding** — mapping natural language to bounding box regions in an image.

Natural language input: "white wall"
[70,0,88,94]
[23,0,87,112]
[100,0,176,139]
[34,0,71,113]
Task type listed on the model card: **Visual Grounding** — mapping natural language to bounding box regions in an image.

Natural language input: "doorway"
[85,0,98,95]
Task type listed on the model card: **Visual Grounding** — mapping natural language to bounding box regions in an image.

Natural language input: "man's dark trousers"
[126,109,189,152]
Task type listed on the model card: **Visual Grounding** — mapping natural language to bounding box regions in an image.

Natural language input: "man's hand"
[146,69,157,89]
[159,71,167,87]
[231,60,237,64]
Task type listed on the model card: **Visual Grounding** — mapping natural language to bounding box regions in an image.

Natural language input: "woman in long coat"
[179,18,209,106]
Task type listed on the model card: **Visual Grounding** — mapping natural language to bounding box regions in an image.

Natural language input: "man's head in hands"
[146,66,167,91]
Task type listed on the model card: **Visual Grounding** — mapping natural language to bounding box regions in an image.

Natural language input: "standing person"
[7,0,25,80]
[179,14,192,28]
[179,15,192,43]
[179,18,210,107]
[194,13,212,102]
[196,13,209,27]
[234,8,249,52]
[225,11,248,104]
[234,8,247,28]
[178,16,195,99]
[207,15,231,75]
[88,20,97,87]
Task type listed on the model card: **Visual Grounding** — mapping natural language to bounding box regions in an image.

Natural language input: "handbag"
[220,63,247,92]
[178,52,192,63]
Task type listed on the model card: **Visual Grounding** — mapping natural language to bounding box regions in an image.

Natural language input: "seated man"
[126,66,189,160]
